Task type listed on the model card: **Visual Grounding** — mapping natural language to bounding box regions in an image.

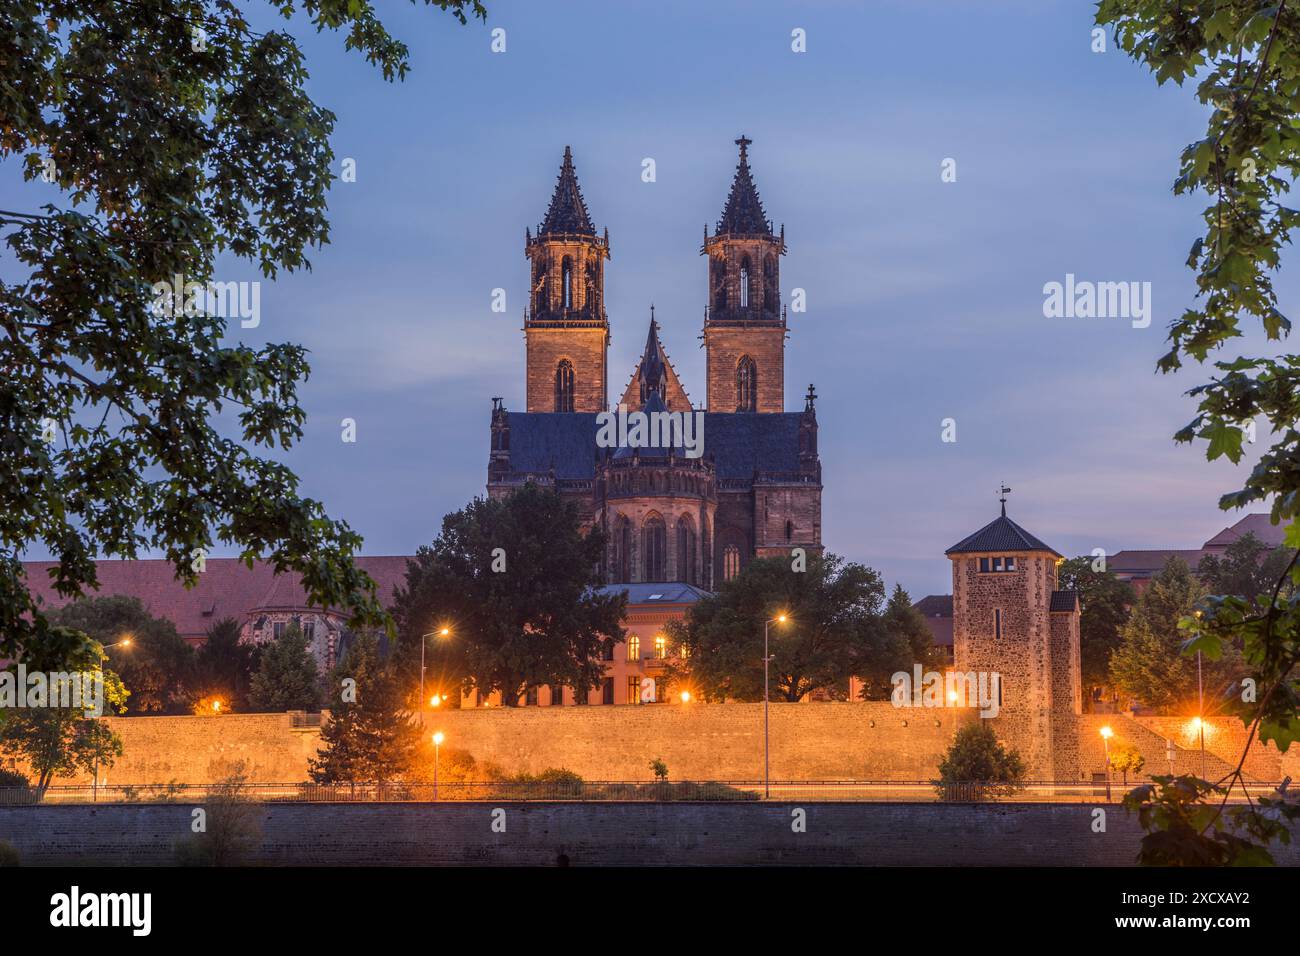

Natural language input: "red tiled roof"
[21,556,412,641]
[1107,549,1204,577]
[1202,513,1287,550]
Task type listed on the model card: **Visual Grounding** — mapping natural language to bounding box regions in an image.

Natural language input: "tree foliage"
[667,553,903,702]
[192,617,258,711]
[308,633,418,785]
[1198,531,1297,607]
[248,622,319,712]
[933,724,1026,800]
[1057,555,1135,701]
[392,483,625,706]
[0,0,486,670]
[50,595,192,713]
[1098,0,1300,863]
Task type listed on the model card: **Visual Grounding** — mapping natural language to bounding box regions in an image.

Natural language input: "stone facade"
[490,138,822,592]
[947,503,1082,779]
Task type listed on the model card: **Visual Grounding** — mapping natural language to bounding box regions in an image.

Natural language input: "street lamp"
[1191,716,1207,779]
[679,690,691,704]
[763,613,788,799]
[93,635,133,802]
[421,626,451,713]
[432,731,445,801]
[1099,725,1113,801]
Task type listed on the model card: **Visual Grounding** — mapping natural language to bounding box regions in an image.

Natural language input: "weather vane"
[998,484,1012,516]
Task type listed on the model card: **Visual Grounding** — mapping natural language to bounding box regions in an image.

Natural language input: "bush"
[173,765,262,865]
[0,769,36,806]
[934,724,1026,801]
[0,841,19,866]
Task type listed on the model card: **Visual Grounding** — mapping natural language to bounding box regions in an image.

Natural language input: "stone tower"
[702,136,787,413]
[945,497,1082,780]
[525,147,610,413]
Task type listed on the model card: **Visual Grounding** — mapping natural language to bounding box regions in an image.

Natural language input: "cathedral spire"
[638,309,666,404]
[715,135,772,237]
[539,146,596,236]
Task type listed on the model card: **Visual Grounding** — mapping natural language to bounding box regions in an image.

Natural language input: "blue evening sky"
[6,1,1296,599]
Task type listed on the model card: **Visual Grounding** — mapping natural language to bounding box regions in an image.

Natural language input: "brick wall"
[49,703,972,786]
[5,801,1262,866]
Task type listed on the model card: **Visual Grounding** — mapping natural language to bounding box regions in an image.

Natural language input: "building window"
[736,356,757,412]
[979,556,1017,573]
[723,544,741,582]
[994,608,1002,640]
[627,634,641,662]
[554,359,575,412]
[785,520,794,542]
[654,635,667,659]
[550,685,564,706]
[627,676,641,704]
[643,516,667,582]
[676,517,696,585]
[739,256,751,308]
[601,677,614,705]
[561,256,573,309]
[526,685,538,706]
[601,640,614,662]
[303,621,315,642]
[273,621,285,639]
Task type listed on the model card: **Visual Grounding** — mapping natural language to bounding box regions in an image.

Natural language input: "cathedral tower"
[525,147,610,413]
[702,136,786,413]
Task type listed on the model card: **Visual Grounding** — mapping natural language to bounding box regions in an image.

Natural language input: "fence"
[0,779,1287,805]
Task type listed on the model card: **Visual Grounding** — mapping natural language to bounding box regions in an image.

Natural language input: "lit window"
[627,676,641,704]
[627,634,641,661]
[654,635,667,659]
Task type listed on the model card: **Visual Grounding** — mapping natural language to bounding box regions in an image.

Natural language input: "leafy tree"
[173,763,261,867]
[392,483,626,707]
[667,552,899,702]
[1108,557,1222,711]
[1098,0,1300,864]
[248,623,319,712]
[1110,744,1146,786]
[882,583,937,664]
[192,617,259,711]
[0,0,487,671]
[1057,556,1136,704]
[933,724,1026,800]
[309,633,418,785]
[50,595,192,713]
[1197,532,1297,608]
[0,631,128,793]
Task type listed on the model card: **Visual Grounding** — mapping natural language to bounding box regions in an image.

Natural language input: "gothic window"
[585,260,598,311]
[723,545,741,582]
[561,256,573,310]
[714,259,728,311]
[643,515,667,582]
[736,355,757,412]
[763,255,777,312]
[615,515,632,583]
[627,634,641,662]
[739,256,751,308]
[676,516,697,585]
[534,264,547,313]
[554,360,575,412]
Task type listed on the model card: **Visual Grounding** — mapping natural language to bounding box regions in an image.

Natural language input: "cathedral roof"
[539,146,596,236]
[619,311,692,411]
[715,136,772,237]
[502,412,804,480]
[945,513,1061,557]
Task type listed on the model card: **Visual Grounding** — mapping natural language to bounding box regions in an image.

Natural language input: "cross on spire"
[998,484,1012,517]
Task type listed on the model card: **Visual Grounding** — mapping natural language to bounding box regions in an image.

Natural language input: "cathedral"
[487,138,823,588]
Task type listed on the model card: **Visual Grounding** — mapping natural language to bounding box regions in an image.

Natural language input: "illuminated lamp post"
[1099,725,1114,802]
[763,613,788,799]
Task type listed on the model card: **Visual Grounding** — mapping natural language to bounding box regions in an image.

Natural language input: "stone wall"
[5,801,1260,867]
[43,703,974,787]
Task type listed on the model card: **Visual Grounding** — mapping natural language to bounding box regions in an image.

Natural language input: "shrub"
[0,769,36,806]
[173,764,262,865]
[934,724,1026,801]
[0,840,19,866]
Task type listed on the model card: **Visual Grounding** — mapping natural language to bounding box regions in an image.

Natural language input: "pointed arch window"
[561,256,574,310]
[763,255,777,312]
[723,545,741,582]
[736,356,757,412]
[739,256,751,308]
[676,517,697,585]
[554,360,575,412]
[643,515,667,583]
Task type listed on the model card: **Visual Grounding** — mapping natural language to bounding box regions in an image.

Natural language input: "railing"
[0,779,1287,805]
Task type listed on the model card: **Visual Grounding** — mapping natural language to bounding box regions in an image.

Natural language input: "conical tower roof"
[715,135,772,236]
[539,146,596,236]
